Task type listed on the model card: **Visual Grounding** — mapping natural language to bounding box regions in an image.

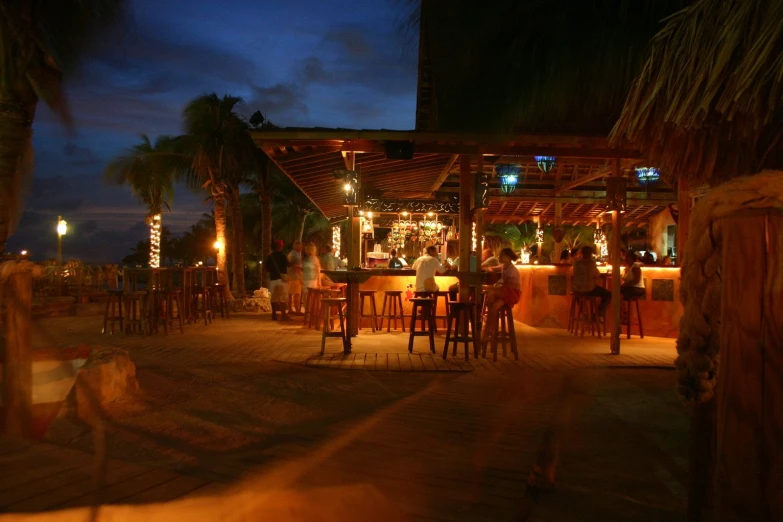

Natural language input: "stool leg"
[320,305,329,355]
[408,304,417,353]
[427,305,435,354]
[451,312,459,356]
[500,312,508,358]
[461,310,469,360]
[398,296,405,332]
[508,311,518,360]
[469,310,479,359]
[636,300,644,338]
[359,296,365,331]
[381,294,389,331]
[370,296,378,332]
[626,300,631,339]
[442,311,453,359]
[338,304,348,353]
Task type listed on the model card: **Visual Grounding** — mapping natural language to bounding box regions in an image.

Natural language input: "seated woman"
[481,247,521,345]
[621,250,646,299]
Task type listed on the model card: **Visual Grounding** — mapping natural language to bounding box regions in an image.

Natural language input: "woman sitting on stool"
[621,250,646,299]
[481,248,521,346]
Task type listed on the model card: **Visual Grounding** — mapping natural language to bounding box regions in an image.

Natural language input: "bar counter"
[512,264,682,338]
[326,264,682,339]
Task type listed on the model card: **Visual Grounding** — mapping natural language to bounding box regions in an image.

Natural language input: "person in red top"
[481,248,521,345]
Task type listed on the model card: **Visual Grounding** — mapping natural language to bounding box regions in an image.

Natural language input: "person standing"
[287,240,304,314]
[572,245,610,315]
[412,245,448,293]
[302,242,321,307]
[264,239,290,320]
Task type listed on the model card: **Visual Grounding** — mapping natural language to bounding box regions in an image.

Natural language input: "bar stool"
[359,290,379,331]
[567,292,578,333]
[408,297,436,353]
[124,291,148,335]
[211,283,229,319]
[443,301,478,361]
[320,297,348,354]
[482,304,518,362]
[381,290,406,332]
[302,287,320,328]
[623,294,644,339]
[159,288,184,334]
[572,293,603,338]
[190,286,212,325]
[102,289,124,334]
[433,291,451,329]
[314,288,341,331]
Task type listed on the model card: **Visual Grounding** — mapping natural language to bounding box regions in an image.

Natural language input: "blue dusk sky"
[9,0,417,263]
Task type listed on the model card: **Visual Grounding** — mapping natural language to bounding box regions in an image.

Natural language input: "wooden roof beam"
[428,155,459,193]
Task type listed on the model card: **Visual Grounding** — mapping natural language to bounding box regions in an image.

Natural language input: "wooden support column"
[609,158,623,355]
[475,155,485,253]
[553,202,563,262]
[677,178,691,264]
[458,155,473,301]
[347,158,361,337]
[3,267,33,437]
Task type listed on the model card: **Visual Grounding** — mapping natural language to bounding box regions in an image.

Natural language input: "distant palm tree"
[179,93,258,298]
[0,1,125,252]
[105,135,176,267]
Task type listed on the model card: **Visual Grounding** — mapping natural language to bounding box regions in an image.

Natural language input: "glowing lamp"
[57,218,67,236]
[534,156,556,173]
[214,240,224,250]
[495,163,520,195]
[20,250,28,256]
[635,167,660,185]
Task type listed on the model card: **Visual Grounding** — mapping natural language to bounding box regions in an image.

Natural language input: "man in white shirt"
[412,245,448,292]
[481,248,500,268]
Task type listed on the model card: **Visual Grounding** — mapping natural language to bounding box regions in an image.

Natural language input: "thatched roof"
[611,0,783,185]
[415,0,689,135]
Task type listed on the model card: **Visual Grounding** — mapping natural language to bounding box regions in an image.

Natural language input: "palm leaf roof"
[611,0,783,184]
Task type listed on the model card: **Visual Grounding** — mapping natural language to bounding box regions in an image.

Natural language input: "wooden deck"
[0,311,685,520]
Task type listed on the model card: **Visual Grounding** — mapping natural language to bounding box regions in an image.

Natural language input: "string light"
[536,227,544,244]
[593,227,608,259]
[472,222,477,251]
[149,213,162,268]
[332,225,341,256]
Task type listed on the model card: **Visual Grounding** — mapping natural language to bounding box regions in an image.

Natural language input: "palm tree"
[0,1,125,252]
[105,135,176,267]
[248,111,278,288]
[179,93,258,298]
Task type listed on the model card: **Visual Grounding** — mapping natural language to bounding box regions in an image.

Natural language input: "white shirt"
[411,254,447,292]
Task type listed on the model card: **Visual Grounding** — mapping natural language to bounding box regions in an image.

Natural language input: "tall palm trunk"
[260,187,272,289]
[297,211,309,242]
[148,213,162,267]
[213,191,233,299]
[0,95,36,252]
[228,189,246,297]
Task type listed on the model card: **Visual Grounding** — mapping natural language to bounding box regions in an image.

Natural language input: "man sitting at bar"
[389,249,404,269]
[572,245,610,315]
[412,245,448,293]
[481,247,500,268]
[621,250,646,299]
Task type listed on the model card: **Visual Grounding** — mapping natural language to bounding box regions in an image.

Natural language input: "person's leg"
[448,283,458,302]
[596,286,611,315]
[270,280,279,319]
[280,284,290,319]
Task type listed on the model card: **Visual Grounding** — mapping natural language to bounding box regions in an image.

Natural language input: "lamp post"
[56,216,67,264]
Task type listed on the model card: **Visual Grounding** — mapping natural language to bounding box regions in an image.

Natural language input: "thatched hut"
[611,0,783,520]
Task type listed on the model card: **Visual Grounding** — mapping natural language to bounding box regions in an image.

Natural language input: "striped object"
[0,345,91,438]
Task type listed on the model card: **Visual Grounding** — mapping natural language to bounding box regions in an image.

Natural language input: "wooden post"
[534,215,543,262]
[677,178,690,264]
[3,267,33,437]
[458,155,473,301]
[553,202,563,262]
[347,160,361,337]
[609,158,623,355]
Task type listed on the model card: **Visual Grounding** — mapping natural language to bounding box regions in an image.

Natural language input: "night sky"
[8,0,417,263]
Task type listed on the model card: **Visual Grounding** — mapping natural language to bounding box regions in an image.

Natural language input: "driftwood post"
[3,264,34,437]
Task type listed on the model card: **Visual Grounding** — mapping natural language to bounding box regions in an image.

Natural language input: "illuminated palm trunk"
[148,213,162,268]
[213,193,232,298]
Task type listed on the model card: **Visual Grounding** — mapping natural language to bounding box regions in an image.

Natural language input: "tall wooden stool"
[408,297,436,354]
[482,304,519,362]
[303,288,320,328]
[572,293,603,338]
[159,288,184,334]
[320,297,348,354]
[124,291,148,335]
[190,286,212,325]
[443,301,478,361]
[434,291,451,329]
[623,295,644,338]
[359,290,379,331]
[211,283,229,319]
[381,290,406,332]
[567,292,578,333]
[313,288,341,331]
[102,289,124,334]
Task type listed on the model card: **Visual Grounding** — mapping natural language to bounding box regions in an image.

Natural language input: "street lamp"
[56,216,67,264]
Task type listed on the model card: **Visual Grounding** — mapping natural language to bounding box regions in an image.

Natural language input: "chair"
[623,294,644,339]
[320,297,349,354]
[408,297,436,354]
[102,289,124,334]
[210,283,229,319]
[380,290,406,332]
[443,301,478,361]
[159,288,184,334]
[482,304,519,362]
[359,290,379,331]
[190,286,213,325]
[124,291,148,335]
[572,293,603,338]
